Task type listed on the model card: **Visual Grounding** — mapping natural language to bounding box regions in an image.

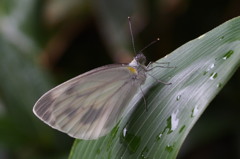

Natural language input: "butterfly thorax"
[128,53,147,84]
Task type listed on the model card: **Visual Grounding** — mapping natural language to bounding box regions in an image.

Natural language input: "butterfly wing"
[33,64,145,139]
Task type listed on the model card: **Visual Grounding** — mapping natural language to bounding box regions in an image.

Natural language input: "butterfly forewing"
[33,64,145,139]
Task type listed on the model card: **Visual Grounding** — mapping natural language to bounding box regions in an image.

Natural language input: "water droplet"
[210,72,218,80]
[164,55,168,58]
[164,110,180,134]
[140,147,149,159]
[123,127,127,137]
[179,125,186,133]
[165,144,174,152]
[156,133,163,141]
[197,34,205,39]
[210,63,215,69]
[219,36,224,40]
[176,95,181,101]
[223,50,234,60]
[204,63,216,76]
[191,106,199,117]
[170,110,179,131]
[141,154,148,159]
[120,131,141,153]
[217,83,222,88]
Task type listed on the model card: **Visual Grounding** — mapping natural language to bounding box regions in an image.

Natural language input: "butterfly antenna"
[128,16,137,55]
[139,38,160,53]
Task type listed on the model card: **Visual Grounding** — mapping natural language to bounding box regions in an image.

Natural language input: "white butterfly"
[33,52,152,140]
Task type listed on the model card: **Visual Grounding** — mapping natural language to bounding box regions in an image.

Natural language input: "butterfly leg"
[139,85,148,111]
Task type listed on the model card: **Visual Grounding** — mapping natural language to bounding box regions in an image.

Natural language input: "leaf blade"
[69,16,240,159]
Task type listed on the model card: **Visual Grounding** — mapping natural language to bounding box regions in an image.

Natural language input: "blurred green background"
[0,0,239,158]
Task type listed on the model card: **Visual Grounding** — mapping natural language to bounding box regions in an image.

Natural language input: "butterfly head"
[135,53,146,65]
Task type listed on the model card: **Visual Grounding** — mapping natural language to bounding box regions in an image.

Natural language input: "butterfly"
[33,17,169,140]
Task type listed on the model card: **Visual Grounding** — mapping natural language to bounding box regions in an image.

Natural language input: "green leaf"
[69,16,240,159]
